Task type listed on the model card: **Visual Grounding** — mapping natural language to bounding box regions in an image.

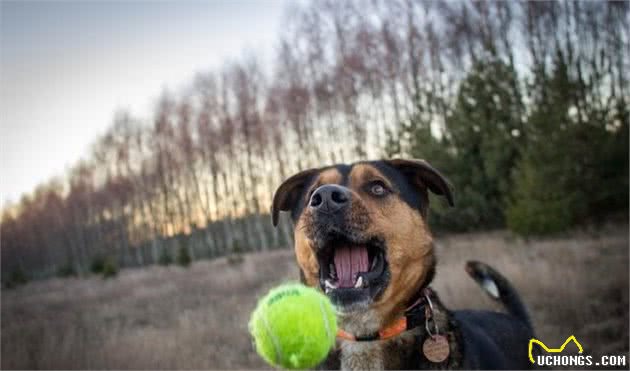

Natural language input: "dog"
[271,159,535,370]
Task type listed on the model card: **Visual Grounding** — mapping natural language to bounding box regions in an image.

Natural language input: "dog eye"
[369,182,388,197]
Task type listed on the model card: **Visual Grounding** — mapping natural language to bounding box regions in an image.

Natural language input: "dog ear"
[271,168,319,226]
[385,158,454,207]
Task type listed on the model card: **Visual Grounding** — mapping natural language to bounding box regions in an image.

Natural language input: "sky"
[0,0,287,207]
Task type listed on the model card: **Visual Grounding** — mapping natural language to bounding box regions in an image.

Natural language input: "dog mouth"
[316,234,389,308]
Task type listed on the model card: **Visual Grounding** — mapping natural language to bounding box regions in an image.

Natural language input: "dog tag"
[422,335,450,363]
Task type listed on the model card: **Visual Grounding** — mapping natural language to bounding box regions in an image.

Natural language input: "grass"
[1,223,628,369]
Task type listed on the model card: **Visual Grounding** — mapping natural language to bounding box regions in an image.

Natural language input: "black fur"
[273,160,534,369]
[280,160,452,224]
[287,164,352,224]
[465,260,533,329]
[372,160,427,213]
[454,310,534,369]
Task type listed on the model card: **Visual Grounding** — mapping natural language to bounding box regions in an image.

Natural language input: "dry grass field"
[2,224,628,369]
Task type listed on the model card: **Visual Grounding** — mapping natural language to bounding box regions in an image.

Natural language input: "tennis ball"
[249,283,337,369]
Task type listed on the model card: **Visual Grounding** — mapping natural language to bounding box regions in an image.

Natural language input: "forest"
[1,1,628,284]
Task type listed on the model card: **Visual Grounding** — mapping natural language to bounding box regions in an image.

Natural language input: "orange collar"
[337,316,409,341]
[335,288,432,342]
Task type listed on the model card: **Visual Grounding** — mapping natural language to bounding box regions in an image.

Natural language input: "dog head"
[271,159,453,329]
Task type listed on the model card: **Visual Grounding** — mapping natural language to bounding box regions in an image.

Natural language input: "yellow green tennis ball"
[249,283,337,369]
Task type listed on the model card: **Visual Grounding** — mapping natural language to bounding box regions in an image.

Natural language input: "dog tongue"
[334,245,369,288]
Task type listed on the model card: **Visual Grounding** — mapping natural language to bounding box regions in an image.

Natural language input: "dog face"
[271,159,453,325]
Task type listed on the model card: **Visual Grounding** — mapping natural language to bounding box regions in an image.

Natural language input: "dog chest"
[339,340,384,371]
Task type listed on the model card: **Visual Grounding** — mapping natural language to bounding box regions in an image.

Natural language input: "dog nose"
[309,184,350,213]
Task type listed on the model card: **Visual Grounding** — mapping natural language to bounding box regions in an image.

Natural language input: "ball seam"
[261,309,283,366]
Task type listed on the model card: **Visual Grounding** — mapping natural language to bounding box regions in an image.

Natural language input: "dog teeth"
[371,256,377,269]
[329,263,337,278]
[354,276,363,288]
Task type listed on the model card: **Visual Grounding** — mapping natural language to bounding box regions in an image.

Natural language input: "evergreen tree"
[507,54,628,234]
[444,60,524,230]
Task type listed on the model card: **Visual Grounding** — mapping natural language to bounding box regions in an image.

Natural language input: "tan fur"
[293,168,342,288]
[317,168,343,186]
[294,164,435,325]
[292,163,436,370]
[293,217,319,287]
[348,164,435,328]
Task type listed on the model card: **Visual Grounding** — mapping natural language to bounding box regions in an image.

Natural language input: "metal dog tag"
[422,334,450,363]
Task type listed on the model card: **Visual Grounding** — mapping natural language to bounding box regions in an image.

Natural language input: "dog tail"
[465,260,533,330]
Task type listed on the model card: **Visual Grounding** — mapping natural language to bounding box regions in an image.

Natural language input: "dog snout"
[309,184,350,214]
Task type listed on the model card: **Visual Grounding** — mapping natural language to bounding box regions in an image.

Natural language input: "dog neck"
[332,308,381,370]
[337,307,382,336]
[339,340,385,371]
[336,287,436,370]
[336,307,431,371]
